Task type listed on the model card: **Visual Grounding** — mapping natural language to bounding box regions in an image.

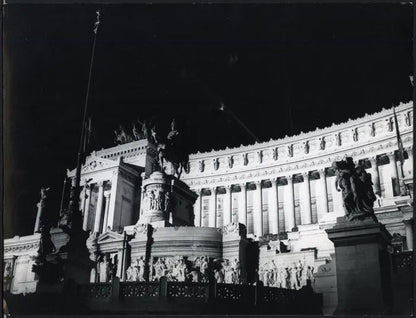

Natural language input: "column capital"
[286,175,293,184]
[254,180,262,186]
[239,183,247,189]
[387,151,396,159]
[369,156,378,164]
[104,191,111,198]
[97,181,105,187]
[225,185,232,192]
[210,187,217,194]
[302,171,310,180]
[318,168,326,178]
[270,177,278,186]
[194,188,203,195]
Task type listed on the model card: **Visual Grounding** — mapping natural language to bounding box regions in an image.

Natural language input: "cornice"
[189,102,412,158]
[186,133,413,190]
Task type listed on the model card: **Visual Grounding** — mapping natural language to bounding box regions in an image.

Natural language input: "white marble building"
[4,102,413,313]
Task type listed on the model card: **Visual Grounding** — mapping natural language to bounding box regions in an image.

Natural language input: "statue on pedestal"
[332,157,377,221]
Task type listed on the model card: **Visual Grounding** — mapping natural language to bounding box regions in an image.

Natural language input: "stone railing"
[78,277,322,314]
[79,282,112,299]
[391,250,413,272]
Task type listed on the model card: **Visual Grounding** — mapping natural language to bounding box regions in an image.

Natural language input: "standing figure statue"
[332,157,377,221]
[320,137,326,150]
[132,122,143,140]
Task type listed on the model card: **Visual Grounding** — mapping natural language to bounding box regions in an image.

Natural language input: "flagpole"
[62,11,101,287]
[392,106,407,196]
[70,11,101,222]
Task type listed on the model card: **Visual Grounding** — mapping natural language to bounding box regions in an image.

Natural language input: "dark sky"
[3,4,412,238]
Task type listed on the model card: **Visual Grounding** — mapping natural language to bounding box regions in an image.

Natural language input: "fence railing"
[391,250,413,272]
[78,277,322,314]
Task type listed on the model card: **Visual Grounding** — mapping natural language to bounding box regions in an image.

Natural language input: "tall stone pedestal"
[326,216,393,315]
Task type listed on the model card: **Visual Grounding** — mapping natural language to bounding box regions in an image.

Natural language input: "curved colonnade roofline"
[180,102,413,185]
[190,101,412,157]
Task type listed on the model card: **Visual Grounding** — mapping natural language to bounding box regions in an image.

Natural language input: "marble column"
[387,152,400,196]
[224,185,232,226]
[286,175,295,231]
[107,170,119,230]
[102,192,111,232]
[318,169,329,216]
[82,185,92,231]
[369,157,381,196]
[404,219,413,251]
[93,182,105,233]
[404,148,413,179]
[253,180,263,237]
[269,178,279,234]
[139,185,145,216]
[194,189,202,227]
[302,172,312,225]
[209,187,217,228]
[239,183,247,226]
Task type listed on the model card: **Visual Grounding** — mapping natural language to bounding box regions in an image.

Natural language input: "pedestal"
[326,216,393,315]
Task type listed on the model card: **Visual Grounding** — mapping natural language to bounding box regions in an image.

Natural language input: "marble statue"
[370,123,376,137]
[132,122,142,140]
[3,262,12,291]
[126,264,135,281]
[386,117,394,132]
[98,255,110,283]
[242,153,248,166]
[335,132,341,146]
[257,150,263,164]
[223,259,232,283]
[214,269,224,283]
[352,128,359,142]
[141,120,149,139]
[150,124,158,144]
[304,141,310,154]
[332,157,377,221]
[306,265,314,284]
[320,137,326,150]
[188,269,201,282]
[405,111,411,126]
[289,266,298,290]
[228,156,234,168]
[176,258,187,282]
[213,158,219,170]
[273,147,279,160]
[288,145,293,157]
[41,226,55,252]
[164,191,170,212]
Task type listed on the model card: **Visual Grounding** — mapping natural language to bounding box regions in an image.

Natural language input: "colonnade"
[193,170,328,237]
[192,151,412,236]
[82,181,112,233]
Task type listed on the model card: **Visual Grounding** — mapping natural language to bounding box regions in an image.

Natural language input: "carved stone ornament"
[134,224,150,236]
[222,222,240,235]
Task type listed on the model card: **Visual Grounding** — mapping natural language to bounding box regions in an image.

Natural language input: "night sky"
[3,4,413,238]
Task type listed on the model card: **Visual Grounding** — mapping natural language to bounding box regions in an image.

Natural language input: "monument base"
[326,216,393,315]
